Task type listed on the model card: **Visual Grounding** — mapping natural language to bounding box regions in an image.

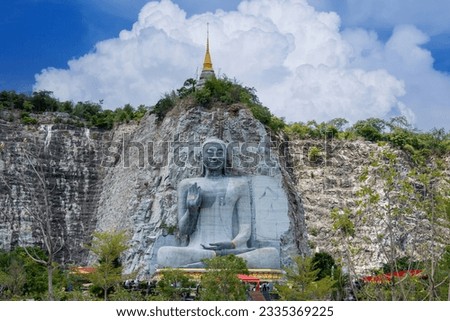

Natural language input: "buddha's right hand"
[187,182,202,211]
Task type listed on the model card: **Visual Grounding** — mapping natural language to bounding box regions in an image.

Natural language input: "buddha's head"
[201,137,227,175]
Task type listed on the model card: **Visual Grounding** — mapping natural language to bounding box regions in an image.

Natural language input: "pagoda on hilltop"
[197,24,216,87]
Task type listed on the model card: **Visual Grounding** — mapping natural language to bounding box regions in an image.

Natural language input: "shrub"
[151,95,176,122]
[194,87,212,107]
[249,104,272,125]
[20,112,38,125]
[308,146,322,163]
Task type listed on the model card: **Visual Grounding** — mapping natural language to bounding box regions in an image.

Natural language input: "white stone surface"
[251,176,290,246]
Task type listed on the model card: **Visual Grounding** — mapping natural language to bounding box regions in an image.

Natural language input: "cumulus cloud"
[34,0,450,129]
[342,25,450,129]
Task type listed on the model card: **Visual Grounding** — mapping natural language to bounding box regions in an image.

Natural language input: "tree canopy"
[87,230,129,301]
[0,90,148,129]
[276,256,336,301]
[198,255,249,301]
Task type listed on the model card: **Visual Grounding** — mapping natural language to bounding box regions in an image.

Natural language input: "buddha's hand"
[187,182,202,211]
[201,242,235,250]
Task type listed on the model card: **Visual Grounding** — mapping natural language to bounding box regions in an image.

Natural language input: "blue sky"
[1,0,449,130]
[0,0,242,91]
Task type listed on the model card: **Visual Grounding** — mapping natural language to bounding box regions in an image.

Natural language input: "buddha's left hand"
[201,242,235,250]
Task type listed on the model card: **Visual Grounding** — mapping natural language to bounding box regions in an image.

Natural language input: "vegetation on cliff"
[151,77,449,164]
[151,76,285,132]
[1,80,448,163]
[0,90,148,129]
[286,117,450,164]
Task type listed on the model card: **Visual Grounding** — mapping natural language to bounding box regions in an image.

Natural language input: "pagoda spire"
[197,23,216,87]
[202,23,213,71]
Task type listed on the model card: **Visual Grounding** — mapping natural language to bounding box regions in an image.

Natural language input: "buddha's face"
[203,142,225,170]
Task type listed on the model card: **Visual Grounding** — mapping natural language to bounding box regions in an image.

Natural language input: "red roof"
[362,270,423,283]
[237,274,260,282]
[71,266,96,274]
[238,274,260,291]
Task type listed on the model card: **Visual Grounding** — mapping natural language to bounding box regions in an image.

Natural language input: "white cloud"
[34,0,450,129]
[342,25,450,129]
[275,65,405,123]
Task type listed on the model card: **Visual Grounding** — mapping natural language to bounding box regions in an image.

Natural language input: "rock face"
[0,105,448,277]
[289,139,450,273]
[0,120,106,264]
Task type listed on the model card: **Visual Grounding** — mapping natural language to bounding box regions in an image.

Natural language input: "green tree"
[0,90,26,109]
[199,255,248,301]
[134,105,148,121]
[0,247,62,300]
[57,101,74,114]
[151,94,176,122]
[177,78,197,98]
[436,246,450,300]
[351,118,386,142]
[311,252,336,280]
[72,101,102,123]
[308,146,323,163]
[87,230,129,301]
[0,256,26,298]
[330,206,360,299]
[328,118,349,132]
[19,247,61,299]
[31,91,59,112]
[20,112,38,125]
[311,252,348,300]
[194,87,212,107]
[155,268,194,301]
[277,256,335,301]
[411,162,450,300]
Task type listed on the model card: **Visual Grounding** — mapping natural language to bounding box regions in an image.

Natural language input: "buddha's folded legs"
[157,246,280,269]
[157,246,216,267]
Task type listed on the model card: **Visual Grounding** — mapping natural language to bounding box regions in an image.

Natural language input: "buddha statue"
[157,138,280,269]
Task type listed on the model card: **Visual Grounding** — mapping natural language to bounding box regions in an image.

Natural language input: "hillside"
[0,81,449,280]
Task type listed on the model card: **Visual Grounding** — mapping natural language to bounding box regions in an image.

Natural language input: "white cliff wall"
[0,118,106,264]
[289,139,450,274]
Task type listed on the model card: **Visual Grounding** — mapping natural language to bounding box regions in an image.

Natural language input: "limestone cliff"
[0,117,106,264]
[0,105,448,277]
[290,139,449,274]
